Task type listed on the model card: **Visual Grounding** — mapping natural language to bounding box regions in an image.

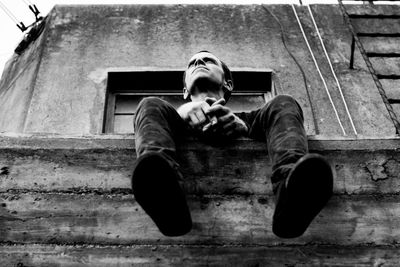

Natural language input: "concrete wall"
[0,4,396,137]
[0,22,48,133]
[1,134,400,266]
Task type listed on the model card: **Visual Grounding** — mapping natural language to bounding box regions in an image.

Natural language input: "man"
[131,51,333,238]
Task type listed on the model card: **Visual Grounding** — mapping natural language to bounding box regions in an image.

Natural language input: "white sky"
[0,0,397,75]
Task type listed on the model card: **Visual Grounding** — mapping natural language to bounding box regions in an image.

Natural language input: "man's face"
[184,52,226,101]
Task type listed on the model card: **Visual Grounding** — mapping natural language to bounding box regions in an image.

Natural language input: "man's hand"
[203,99,248,138]
[178,97,248,137]
[177,98,216,129]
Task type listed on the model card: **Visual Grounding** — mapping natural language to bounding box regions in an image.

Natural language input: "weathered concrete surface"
[1,135,400,195]
[370,58,400,76]
[1,193,400,246]
[0,23,48,133]
[308,5,396,137]
[346,4,400,16]
[1,244,399,267]
[362,37,400,54]
[352,18,400,34]
[1,135,400,248]
[0,4,395,136]
[381,79,400,100]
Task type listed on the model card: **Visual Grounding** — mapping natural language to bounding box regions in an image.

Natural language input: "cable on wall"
[307,5,358,135]
[261,5,320,135]
[292,4,347,136]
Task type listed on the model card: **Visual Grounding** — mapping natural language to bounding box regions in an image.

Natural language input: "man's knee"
[269,94,298,107]
[257,95,304,124]
[137,97,168,111]
[134,97,173,126]
[262,94,302,113]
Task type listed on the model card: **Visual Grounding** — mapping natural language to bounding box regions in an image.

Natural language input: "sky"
[0,0,396,75]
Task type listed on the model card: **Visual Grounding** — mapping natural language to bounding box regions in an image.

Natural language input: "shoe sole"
[131,153,192,236]
[272,154,333,238]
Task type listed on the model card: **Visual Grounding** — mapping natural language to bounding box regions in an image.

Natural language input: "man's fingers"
[212,98,226,106]
[186,99,230,131]
[218,114,234,126]
[207,99,226,116]
[202,116,218,131]
[196,110,207,124]
[207,104,228,117]
[201,101,220,126]
[200,102,211,115]
[222,120,236,132]
[202,122,212,132]
[188,113,200,126]
[205,97,226,107]
[189,108,209,127]
[203,113,233,132]
[205,97,217,106]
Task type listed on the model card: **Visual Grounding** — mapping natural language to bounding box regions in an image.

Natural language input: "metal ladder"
[338,0,400,133]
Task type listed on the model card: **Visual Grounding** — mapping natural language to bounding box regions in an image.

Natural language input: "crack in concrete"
[363,158,390,182]
[0,166,9,176]
[364,156,400,182]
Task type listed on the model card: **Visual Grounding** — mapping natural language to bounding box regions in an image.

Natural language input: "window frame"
[103,68,275,134]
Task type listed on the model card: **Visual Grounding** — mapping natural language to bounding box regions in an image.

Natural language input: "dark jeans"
[134,95,308,190]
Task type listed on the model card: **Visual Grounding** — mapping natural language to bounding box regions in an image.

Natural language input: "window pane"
[113,95,266,133]
[114,115,134,133]
[115,95,187,114]
[227,95,265,112]
[115,94,266,115]
[115,95,141,114]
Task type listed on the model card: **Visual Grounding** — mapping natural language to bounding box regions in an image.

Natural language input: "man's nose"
[194,58,205,66]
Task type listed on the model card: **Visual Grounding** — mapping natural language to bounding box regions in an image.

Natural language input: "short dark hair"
[183,50,233,100]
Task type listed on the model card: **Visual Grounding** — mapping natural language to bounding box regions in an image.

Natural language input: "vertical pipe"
[349,35,355,69]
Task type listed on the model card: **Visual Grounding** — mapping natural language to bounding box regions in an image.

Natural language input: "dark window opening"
[103,70,274,134]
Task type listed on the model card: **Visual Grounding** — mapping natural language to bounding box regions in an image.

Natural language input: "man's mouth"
[192,66,208,73]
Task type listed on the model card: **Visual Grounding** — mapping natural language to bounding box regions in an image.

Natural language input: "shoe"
[272,154,333,238]
[131,152,192,236]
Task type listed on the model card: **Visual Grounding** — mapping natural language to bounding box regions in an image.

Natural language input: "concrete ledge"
[0,134,400,195]
[1,244,399,266]
[1,193,400,246]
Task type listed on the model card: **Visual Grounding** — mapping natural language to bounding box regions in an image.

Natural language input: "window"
[103,70,274,134]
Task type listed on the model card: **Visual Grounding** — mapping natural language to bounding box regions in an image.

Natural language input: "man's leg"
[248,95,333,238]
[132,97,192,236]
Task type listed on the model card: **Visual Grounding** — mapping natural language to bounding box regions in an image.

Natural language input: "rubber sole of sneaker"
[131,153,192,236]
[272,154,333,238]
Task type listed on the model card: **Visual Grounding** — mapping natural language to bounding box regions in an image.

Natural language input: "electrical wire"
[291,4,347,135]
[307,5,358,135]
[0,1,19,24]
[261,5,320,135]
[22,0,34,5]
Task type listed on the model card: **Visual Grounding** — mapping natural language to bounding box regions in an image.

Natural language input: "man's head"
[183,51,233,102]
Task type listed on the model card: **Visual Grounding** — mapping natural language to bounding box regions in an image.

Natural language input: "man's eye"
[205,58,216,64]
